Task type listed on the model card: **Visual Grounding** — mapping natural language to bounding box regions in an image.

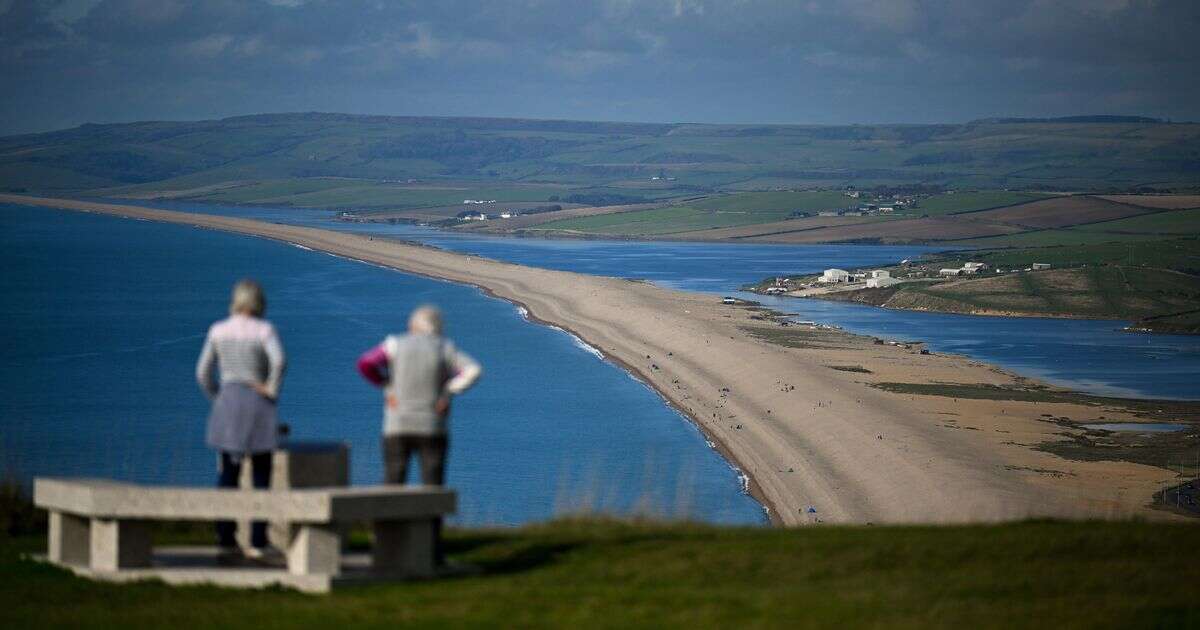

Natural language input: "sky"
[1,0,1198,134]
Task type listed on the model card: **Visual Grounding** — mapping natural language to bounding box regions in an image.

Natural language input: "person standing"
[196,279,286,558]
[357,305,481,563]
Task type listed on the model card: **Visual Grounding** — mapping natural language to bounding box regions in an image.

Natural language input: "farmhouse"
[866,276,900,288]
[820,268,850,283]
[939,262,988,277]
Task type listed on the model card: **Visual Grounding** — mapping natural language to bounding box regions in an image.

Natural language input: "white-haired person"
[196,279,286,559]
[357,305,481,563]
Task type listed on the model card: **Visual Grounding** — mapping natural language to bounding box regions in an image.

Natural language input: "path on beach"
[3,194,1177,526]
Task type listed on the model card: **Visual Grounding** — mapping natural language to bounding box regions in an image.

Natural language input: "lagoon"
[127,200,1200,401]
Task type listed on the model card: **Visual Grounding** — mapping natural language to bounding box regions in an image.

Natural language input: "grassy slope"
[960,238,1200,274]
[535,191,850,234]
[910,191,1051,216]
[886,266,1200,319]
[2,519,1198,628]
[3,114,1200,195]
[772,239,1200,321]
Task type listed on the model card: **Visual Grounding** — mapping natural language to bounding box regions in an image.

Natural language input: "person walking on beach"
[196,279,286,559]
[357,305,481,562]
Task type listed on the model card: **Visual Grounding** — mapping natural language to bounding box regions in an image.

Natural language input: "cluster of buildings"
[819,268,901,288]
[939,261,1052,276]
[768,257,1057,296]
[939,261,989,277]
[458,210,519,221]
[815,202,906,218]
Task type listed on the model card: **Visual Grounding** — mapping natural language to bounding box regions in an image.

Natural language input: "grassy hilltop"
[2,517,1199,628]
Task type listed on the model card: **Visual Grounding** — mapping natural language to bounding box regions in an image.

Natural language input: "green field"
[2,518,1198,628]
[1073,207,1200,234]
[159,180,567,211]
[888,265,1200,319]
[911,191,1050,216]
[955,208,1200,248]
[957,238,1200,274]
[536,191,850,235]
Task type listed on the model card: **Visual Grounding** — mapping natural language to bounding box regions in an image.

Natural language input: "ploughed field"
[2,515,1198,628]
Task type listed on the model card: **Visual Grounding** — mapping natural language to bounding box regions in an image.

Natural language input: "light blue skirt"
[206,382,278,454]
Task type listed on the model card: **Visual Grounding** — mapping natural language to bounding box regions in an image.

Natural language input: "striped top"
[196,314,286,399]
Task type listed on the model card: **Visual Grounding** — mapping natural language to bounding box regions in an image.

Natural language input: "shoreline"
[4,193,1192,526]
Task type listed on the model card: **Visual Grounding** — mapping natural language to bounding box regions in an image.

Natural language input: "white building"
[869,269,891,279]
[1032,263,1051,270]
[962,262,987,273]
[820,268,850,283]
[866,276,900,288]
[940,268,964,277]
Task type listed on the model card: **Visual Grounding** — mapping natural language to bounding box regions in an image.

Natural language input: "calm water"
[0,204,765,525]
[1081,423,1187,433]
[128,199,1200,401]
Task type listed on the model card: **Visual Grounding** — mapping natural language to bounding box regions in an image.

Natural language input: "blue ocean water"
[0,204,765,525]
[127,200,1199,401]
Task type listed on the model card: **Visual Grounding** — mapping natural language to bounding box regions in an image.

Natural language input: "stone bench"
[33,477,456,592]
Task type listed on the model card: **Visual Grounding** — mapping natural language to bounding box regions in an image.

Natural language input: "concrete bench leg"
[48,511,90,566]
[90,518,152,572]
[372,519,435,577]
[288,525,340,576]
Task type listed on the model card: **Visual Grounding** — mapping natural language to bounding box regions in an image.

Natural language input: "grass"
[911,191,1050,216]
[6,114,1200,195]
[179,180,566,211]
[537,191,850,235]
[956,208,1200,248]
[1072,207,1200,235]
[963,239,1200,274]
[2,518,1199,628]
[884,266,1200,320]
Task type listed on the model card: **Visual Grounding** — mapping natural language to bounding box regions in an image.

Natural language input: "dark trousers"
[383,434,447,563]
[216,451,272,548]
[383,434,448,485]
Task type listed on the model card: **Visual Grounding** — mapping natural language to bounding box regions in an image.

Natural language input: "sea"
[3,200,1197,527]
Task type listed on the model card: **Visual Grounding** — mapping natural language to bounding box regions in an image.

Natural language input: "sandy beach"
[2,193,1185,526]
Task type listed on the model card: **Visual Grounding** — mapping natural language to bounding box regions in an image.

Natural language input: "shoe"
[243,546,283,565]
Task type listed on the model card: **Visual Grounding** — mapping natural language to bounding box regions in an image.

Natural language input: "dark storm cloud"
[1,0,1198,133]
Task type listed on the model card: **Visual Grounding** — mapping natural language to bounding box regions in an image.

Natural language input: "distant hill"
[970,115,1166,124]
[1,112,1198,193]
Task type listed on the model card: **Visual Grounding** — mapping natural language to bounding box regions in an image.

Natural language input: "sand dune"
[2,194,1179,526]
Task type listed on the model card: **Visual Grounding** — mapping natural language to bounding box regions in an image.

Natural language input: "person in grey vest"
[357,305,481,563]
[357,305,481,484]
[196,279,286,559]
